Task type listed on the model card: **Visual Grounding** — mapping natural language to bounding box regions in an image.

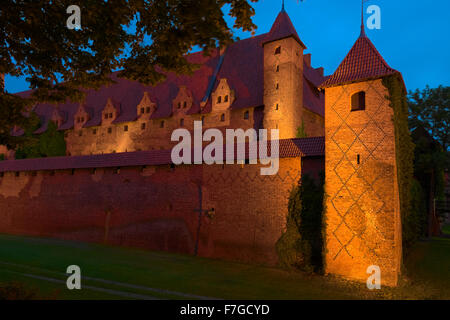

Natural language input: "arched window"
[275,46,281,55]
[351,91,366,111]
[220,114,225,122]
[244,111,249,120]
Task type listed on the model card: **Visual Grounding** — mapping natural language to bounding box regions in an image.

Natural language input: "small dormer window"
[109,113,113,118]
[351,91,366,111]
[183,101,187,108]
[178,102,181,109]
[124,125,128,132]
[146,107,150,113]
[224,95,229,103]
[275,46,281,55]
[141,107,145,114]
[217,96,222,104]
[107,127,112,134]
[141,123,146,130]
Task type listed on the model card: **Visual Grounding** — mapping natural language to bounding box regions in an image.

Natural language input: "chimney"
[304,54,312,68]
[316,67,324,77]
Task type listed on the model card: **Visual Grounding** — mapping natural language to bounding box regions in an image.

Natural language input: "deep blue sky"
[5,0,450,93]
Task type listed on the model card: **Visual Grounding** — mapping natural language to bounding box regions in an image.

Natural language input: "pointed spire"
[282,0,285,12]
[320,35,397,88]
[360,0,366,37]
[263,9,306,49]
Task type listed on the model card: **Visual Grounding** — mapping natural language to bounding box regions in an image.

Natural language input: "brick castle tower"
[320,20,403,286]
[262,6,306,139]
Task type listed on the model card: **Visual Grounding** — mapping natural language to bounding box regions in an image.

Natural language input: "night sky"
[5,0,450,94]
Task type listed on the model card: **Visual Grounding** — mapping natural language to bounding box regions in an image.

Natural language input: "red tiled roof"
[263,10,306,49]
[320,35,397,88]
[0,137,324,172]
[13,11,324,133]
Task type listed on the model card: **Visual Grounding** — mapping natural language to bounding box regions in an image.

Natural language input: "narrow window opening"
[357,154,361,165]
[275,46,281,55]
[244,111,249,120]
[351,91,366,111]
[220,114,225,122]
[124,125,128,132]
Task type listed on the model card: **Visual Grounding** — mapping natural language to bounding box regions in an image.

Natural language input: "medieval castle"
[0,7,404,286]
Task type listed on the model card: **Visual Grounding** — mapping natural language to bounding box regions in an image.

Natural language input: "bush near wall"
[276,174,324,273]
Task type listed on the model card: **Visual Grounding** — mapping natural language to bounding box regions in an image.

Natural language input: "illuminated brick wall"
[323,79,402,286]
[0,157,314,265]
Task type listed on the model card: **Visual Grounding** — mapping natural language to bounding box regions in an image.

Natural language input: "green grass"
[0,233,448,300]
[442,224,450,235]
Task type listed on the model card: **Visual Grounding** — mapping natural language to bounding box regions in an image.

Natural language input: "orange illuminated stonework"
[320,32,403,286]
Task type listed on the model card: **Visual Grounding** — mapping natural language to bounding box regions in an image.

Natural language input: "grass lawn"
[0,233,448,300]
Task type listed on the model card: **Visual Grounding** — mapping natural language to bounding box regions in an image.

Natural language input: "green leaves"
[0,0,257,147]
[15,117,66,159]
[408,85,450,152]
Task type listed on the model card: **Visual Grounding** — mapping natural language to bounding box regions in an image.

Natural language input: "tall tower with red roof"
[262,6,306,139]
[320,19,403,286]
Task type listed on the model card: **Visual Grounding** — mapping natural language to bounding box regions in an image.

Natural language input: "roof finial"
[360,0,366,37]
[282,0,285,12]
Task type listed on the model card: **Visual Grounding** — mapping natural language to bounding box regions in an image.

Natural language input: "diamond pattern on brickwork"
[328,81,392,260]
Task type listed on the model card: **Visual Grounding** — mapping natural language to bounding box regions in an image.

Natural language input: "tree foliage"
[0,0,258,146]
[15,118,66,159]
[408,86,450,152]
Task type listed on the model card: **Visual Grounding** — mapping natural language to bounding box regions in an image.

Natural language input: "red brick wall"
[0,157,320,265]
